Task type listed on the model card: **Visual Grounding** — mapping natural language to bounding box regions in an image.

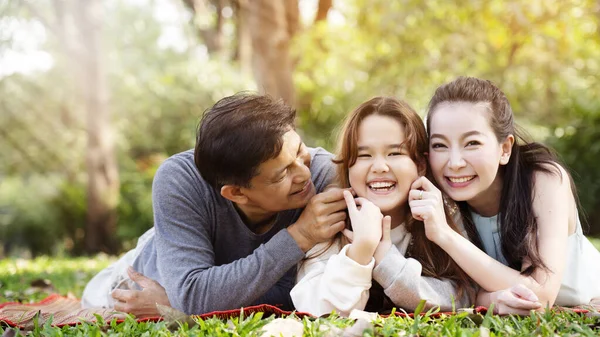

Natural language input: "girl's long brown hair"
[325,96,476,301]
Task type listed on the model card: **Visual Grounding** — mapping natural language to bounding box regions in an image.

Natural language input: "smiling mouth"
[446,176,475,183]
[291,181,311,195]
[368,181,396,192]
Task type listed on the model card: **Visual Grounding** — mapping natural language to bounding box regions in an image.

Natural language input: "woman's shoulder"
[532,162,571,192]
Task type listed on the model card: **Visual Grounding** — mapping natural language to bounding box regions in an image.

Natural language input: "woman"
[410,76,600,315]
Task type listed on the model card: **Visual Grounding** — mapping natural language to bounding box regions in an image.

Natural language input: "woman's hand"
[343,190,382,265]
[486,284,543,315]
[408,176,452,244]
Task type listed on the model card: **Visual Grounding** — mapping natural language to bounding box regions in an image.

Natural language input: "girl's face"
[348,114,420,217]
[427,102,512,207]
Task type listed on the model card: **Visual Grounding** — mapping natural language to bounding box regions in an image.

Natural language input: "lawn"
[1,251,599,336]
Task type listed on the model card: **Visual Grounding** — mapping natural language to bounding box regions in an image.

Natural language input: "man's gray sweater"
[133,148,335,314]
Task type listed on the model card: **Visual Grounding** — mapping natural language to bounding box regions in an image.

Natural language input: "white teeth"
[448,176,475,183]
[368,181,395,190]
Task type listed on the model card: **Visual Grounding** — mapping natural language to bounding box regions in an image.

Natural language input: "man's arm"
[153,156,347,314]
[152,157,304,314]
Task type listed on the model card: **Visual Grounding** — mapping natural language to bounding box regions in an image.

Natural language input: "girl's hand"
[343,190,382,264]
[408,176,451,244]
[373,216,392,265]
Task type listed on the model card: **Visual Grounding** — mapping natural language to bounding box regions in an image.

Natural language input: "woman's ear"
[499,135,515,165]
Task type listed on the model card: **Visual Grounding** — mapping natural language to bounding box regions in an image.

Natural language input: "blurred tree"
[19,0,120,254]
[179,0,332,105]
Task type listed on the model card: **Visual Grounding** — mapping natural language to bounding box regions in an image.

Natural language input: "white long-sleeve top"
[290,224,472,317]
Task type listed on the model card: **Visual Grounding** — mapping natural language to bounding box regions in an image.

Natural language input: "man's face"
[240,129,315,215]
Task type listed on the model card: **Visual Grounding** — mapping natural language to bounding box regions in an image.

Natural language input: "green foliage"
[293,0,600,149]
[548,96,600,234]
[1,0,600,254]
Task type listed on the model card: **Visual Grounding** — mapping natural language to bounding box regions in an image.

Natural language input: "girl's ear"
[499,135,515,165]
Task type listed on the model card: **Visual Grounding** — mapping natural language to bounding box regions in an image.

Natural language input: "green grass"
[1,256,599,336]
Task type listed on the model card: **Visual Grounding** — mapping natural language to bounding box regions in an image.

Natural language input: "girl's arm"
[290,242,374,317]
[409,169,572,307]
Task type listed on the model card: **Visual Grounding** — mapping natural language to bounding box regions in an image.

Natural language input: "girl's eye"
[357,153,371,158]
[466,140,481,147]
[431,143,446,149]
[389,152,402,156]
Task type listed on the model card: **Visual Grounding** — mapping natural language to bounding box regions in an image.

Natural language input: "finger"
[319,198,349,215]
[113,300,128,313]
[501,295,542,310]
[318,188,347,203]
[409,189,426,202]
[410,176,425,191]
[382,216,391,240]
[343,190,357,214]
[328,220,346,236]
[127,267,155,289]
[324,211,347,225]
[111,289,132,302]
[342,229,354,242]
[511,284,539,302]
[351,197,372,206]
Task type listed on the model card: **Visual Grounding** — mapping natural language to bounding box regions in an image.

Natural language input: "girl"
[291,97,475,317]
[410,77,600,315]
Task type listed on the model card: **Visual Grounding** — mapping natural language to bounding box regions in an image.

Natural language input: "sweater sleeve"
[372,246,471,311]
[152,157,304,314]
[291,243,374,317]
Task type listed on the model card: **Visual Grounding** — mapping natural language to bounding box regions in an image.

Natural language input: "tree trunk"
[314,0,332,23]
[73,0,120,254]
[235,0,252,76]
[246,0,298,106]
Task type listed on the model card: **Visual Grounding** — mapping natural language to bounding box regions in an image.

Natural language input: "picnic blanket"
[0,294,592,329]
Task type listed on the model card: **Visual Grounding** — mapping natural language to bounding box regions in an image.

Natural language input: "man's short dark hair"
[195,92,296,189]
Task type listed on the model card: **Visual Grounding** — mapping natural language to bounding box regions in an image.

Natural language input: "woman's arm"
[409,169,572,307]
[373,245,474,311]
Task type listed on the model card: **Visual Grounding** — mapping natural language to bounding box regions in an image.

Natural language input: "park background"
[1,0,600,258]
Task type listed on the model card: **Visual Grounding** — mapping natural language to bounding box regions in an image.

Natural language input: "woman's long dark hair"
[426,77,578,275]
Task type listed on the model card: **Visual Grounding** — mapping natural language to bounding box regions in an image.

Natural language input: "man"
[81,93,347,315]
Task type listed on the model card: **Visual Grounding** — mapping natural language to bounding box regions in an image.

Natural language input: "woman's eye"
[431,143,446,149]
[466,141,481,147]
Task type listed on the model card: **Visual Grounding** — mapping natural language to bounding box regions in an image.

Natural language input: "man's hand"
[288,187,349,252]
[111,267,171,318]
[488,284,542,315]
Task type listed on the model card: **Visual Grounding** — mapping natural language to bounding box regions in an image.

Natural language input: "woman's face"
[348,114,420,215]
[427,101,512,206]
